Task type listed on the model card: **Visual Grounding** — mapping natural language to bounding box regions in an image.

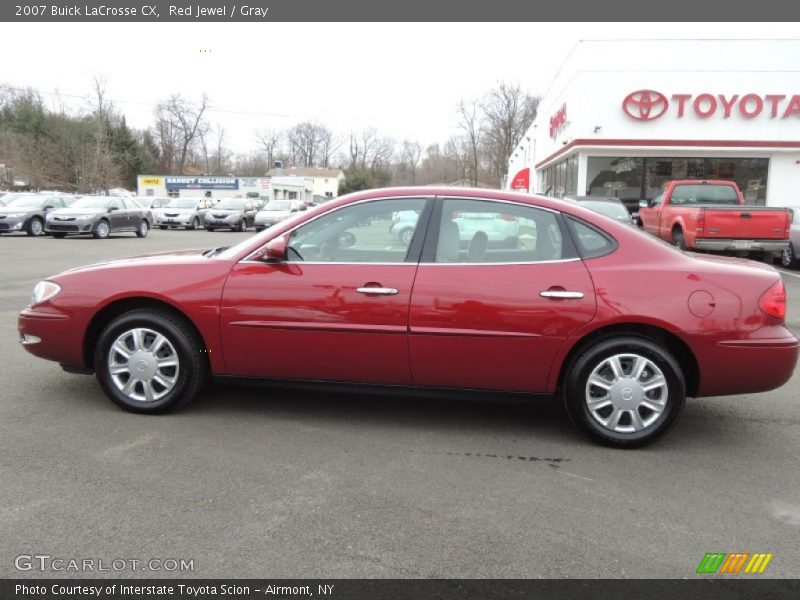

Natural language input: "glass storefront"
[584,157,769,205]
[540,154,578,198]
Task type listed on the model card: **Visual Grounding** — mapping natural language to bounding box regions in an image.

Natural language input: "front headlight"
[30,281,62,306]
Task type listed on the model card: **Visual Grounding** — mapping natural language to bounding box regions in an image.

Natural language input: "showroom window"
[539,153,578,198]
[586,157,769,205]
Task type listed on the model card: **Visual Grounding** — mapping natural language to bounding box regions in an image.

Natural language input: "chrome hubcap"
[782,246,793,266]
[97,222,109,237]
[585,353,668,433]
[107,328,179,402]
[140,222,148,235]
[31,220,43,235]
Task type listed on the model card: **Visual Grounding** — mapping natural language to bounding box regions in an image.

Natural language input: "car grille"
[0,223,9,231]
[165,212,181,217]
[47,224,80,232]
[53,216,76,221]
[211,214,228,219]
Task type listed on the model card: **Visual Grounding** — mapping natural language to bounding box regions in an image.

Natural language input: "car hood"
[56,247,217,276]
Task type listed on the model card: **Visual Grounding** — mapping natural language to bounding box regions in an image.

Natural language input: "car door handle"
[357,287,399,295]
[539,290,584,299]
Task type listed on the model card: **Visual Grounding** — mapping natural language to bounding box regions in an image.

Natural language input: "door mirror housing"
[264,235,289,261]
[108,206,119,212]
[638,200,649,209]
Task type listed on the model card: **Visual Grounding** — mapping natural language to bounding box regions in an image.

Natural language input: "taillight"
[759,279,787,320]
[786,209,792,233]
[695,211,705,233]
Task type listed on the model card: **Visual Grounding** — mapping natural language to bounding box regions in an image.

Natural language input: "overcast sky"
[2,22,799,155]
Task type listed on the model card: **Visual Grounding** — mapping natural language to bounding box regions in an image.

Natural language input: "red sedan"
[18,187,798,447]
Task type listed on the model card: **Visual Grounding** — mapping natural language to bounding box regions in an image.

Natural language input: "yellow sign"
[140,177,163,186]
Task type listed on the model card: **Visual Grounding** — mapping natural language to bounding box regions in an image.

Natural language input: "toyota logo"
[622,90,669,120]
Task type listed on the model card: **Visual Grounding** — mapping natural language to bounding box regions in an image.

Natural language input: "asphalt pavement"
[1,229,799,578]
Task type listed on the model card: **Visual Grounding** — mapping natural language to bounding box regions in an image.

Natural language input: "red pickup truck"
[637,180,791,261]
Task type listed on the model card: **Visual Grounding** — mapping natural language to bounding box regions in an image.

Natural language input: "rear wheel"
[159,225,168,230]
[781,244,796,268]
[136,220,149,238]
[93,219,110,239]
[26,217,44,236]
[237,219,247,232]
[94,309,208,413]
[187,217,200,230]
[563,336,686,448]
[52,232,67,239]
[206,226,215,232]
[672,228,686,251]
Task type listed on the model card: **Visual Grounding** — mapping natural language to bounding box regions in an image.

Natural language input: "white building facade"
[506,39,800,207]
[266,167,345,200]
[137,175,273,200]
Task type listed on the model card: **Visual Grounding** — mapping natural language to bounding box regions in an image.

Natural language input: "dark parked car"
[565,196,635,226]
[44,196,151,239]
[0,193,70,236]
[204,198,257,232]
[19,187,798,448]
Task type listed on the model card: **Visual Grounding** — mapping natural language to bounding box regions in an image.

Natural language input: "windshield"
[6,195,45,209]
[71,197,111,209]
[166,199,198,209]
[264,201,292,211]
[215,199,246,210]
[582,201,629,219]
[670,184,739,205]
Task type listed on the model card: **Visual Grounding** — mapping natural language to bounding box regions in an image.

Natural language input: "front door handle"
[357,287,399,296]
[539,290,584,299]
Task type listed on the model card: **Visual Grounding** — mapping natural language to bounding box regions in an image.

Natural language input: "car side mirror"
[264,235,289,261]
[44,205,54,210]
[639,200,649,208]
[108,206,118,212]
[300,206,307,211]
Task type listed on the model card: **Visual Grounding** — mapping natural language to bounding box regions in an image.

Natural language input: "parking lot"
[1,229,799,579]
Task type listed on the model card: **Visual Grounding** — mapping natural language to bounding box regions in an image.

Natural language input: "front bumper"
[694,238,789,253]
[155,215,193,226]
[45,220,94,233]
[0,216,26,231]
[18,306,86,367]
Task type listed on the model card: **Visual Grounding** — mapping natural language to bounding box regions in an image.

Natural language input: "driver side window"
[286,198,427,263]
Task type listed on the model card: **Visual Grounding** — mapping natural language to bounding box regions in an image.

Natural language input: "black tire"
[93,219,110,239]
[51,232,67,239]
[672,228,686,251]
[26,217,44,236]
[136,220,149,238]
[563,335,686,448]
[159,225,168,230]
[781,244,796,268]
[187,217,200,231]
[94,309,208,414]
[237,219,247,232]
[206,226,215,232]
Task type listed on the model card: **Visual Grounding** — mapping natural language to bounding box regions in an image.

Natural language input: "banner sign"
[164,177,238,191]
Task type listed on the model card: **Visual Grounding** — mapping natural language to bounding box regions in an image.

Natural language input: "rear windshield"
[215,199,246,210]
[670,184,738,205]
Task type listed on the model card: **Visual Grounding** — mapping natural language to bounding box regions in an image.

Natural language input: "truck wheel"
[781,245,796,268]
[672,229,686,251]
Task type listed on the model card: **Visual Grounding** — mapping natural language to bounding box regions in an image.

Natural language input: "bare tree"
[286,121,333,168]
[398,140,422,184]
[154,94,210,174]
[457,100,483,187]
[481,82,539,183]
[256,129,282,168]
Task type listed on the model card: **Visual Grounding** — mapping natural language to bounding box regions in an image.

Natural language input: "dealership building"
[505,39,800,207]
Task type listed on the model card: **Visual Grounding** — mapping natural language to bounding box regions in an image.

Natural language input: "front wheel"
[26,217,44,236]
[781,244,796,268]
[94,309,208,413]
[237,219,247,232]
[51,232,67,239]
[187,217,200,230]
[136,220,149,238]
[93,219,110,239]
[563,336,686,448]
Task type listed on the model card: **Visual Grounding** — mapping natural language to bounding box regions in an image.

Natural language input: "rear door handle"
[539,290,584,299]
[357,287,399,295]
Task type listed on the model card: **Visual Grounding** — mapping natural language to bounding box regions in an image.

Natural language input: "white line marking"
[777,268,800,279]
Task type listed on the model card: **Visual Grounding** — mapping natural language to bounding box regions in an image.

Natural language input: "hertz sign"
[623,90,800,121]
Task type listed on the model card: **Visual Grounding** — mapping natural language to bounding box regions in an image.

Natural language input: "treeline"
[0,80,538,193]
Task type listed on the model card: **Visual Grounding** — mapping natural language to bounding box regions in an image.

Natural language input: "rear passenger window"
[435,199,564,263]
[567,217,616,259]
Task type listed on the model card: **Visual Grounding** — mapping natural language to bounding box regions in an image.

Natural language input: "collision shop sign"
[165,176,239,190]
[623,90,800,121]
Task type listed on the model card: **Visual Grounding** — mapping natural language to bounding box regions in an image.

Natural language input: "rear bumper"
[694,239,789,253]
[694,333,799,396]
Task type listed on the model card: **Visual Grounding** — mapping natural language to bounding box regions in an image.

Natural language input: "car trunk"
[701,207,789,240]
